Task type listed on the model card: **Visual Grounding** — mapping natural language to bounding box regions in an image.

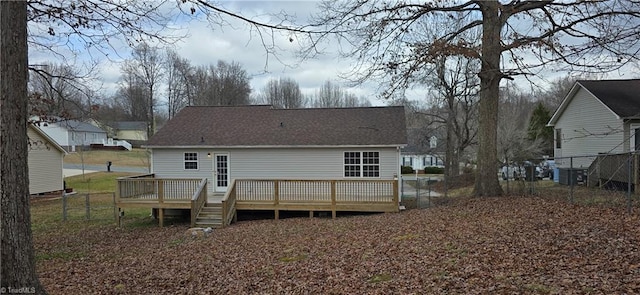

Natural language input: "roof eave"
[143,144,407,149]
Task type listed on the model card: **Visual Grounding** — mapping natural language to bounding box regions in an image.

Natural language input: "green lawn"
[64,148,150,167]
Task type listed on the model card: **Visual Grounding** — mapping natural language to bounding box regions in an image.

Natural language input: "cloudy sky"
[28,1,638,108]
[30,1,400,106]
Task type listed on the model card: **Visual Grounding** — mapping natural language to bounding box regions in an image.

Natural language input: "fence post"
[628,154,632,214]
[505,156,510,195]
[62,192,67,221]
[112,192,117,223]
[85,193,90,220]
[634,153,639,195]
[416,177,420,208]
[444,173,448,198]
[570,157,574,204]
[400,176,404,200]
[427,177,431,208]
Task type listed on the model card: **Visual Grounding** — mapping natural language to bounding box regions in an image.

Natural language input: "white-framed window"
[184,152,198,170]
[344,151,380,177]
[555,129,562,149]
[403,156,413,166]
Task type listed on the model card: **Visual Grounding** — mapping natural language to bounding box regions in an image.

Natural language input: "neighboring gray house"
[547,79,640,168]
[144,105,407,194]
[37,118,108,152]
[28,124,66,195]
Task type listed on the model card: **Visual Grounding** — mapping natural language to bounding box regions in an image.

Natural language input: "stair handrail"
[190,178,208,227]
[221,179,237,227]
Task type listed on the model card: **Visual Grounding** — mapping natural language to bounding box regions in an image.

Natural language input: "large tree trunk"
[473,1,503,197]
[1,1,47,293]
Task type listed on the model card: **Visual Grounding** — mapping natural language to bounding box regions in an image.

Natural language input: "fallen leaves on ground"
[36,197,640,294]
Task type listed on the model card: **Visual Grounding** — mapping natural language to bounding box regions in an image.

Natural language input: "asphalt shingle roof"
[579,79,640,118]
[111,121,147,131]
[146,105,407,147]
[60,120,106,133]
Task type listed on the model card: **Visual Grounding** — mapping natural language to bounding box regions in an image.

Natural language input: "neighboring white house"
[28,124,66,195]
[144,105,407,194]
[401,129,444,172]
[401,153,444,171]
[547,79,640,168]
[36,118,108,152]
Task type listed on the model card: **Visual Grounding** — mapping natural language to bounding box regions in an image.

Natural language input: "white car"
[501,162,542,180]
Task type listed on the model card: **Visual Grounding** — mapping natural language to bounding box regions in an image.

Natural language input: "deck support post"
[117,208,121,227]
[309,211,313,218]
[274,209,279,220]
[159,208,164,227]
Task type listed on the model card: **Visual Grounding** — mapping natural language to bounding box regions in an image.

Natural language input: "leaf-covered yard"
[36,197,640,294]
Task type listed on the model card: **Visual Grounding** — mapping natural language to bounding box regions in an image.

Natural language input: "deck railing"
[190,179,208,227]
[117,175,203,203]
[234,179,399,216]
[221,179,237,227]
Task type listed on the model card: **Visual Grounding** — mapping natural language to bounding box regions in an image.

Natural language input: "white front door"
[214,153,229,192]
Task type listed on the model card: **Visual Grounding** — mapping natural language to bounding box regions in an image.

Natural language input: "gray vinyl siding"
[28,128,64,194]
[151,147,401,193]
[554,87,624,168]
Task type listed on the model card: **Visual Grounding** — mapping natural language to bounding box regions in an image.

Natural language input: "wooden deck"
[116,176,399,227]
[233,179,399,219]
[116,174,209,227]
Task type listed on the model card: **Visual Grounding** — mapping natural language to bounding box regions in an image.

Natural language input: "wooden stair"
[195,203,223,228]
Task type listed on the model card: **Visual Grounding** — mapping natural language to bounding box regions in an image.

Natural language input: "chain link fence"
[502,153,640,213]
[399,152,640,213]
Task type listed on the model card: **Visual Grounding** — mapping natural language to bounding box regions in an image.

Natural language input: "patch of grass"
[65,172,136,193]
[368,273,392,283]
[279,249,308,262]
[444,242,467,255]
[167,238,185,247]
[524,283,554,293]
[64,148,150,167]
[113,284,126,293]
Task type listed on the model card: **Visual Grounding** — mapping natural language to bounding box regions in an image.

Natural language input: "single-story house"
[110,121,148,142]
[401,129,443,172]
[402,153,444,171]
[36,118,108,152]
[28,124,67,195]
[145,105,407,193]
[547,79,640,169]
[118,105,407,227]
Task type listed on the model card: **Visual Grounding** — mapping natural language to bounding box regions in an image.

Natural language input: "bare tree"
[498,83,542,163]
[301,0,640,196]
[165,49,191,119]
[114,71,149,121]
[426,55,479,177]
[28,63,90,120]
[188,61,251,106]
[259,77,306,108]
[309,80,372,108]
[211,60,252,106]
[122,43,164,138]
